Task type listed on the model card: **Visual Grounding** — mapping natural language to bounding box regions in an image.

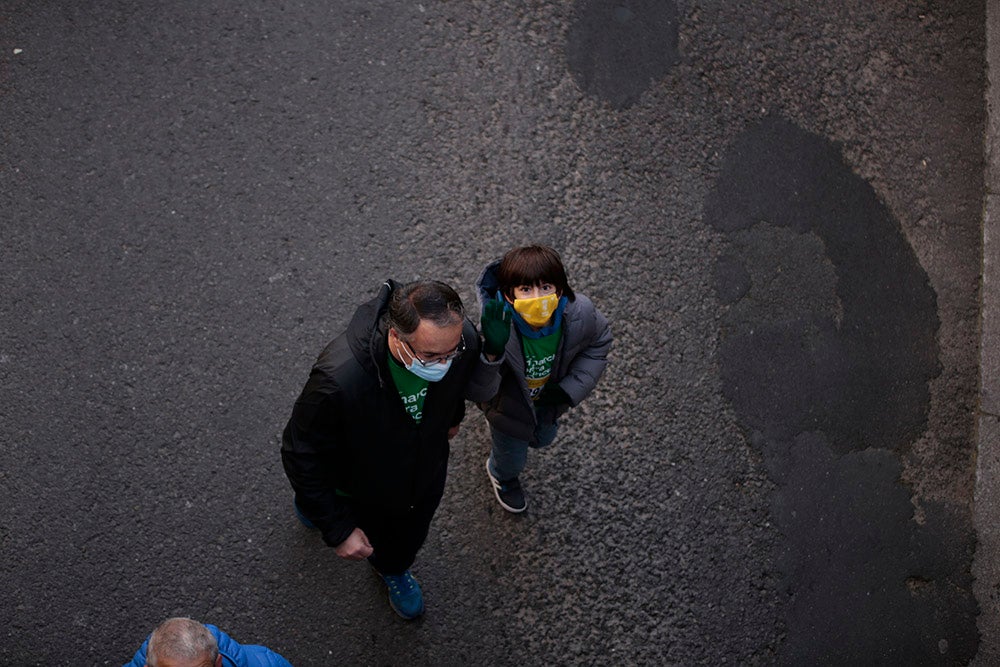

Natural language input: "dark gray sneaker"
[485,459,527,513]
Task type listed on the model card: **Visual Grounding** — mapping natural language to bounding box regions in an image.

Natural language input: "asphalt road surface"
[0,1,986,665]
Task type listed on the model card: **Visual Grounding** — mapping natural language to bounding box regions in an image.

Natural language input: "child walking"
[476,244,612,512]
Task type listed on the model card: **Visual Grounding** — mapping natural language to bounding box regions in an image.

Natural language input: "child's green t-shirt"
[522,328,561,401]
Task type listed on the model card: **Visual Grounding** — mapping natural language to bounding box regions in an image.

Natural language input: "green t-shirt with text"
[387,353,429,423]
[522,328,561,401]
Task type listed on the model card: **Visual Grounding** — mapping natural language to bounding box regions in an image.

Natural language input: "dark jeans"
[355,464,447,576]
[487,419,560,481]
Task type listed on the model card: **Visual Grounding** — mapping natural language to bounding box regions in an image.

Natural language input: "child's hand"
[535,383,570,407]
[480,299,512,357]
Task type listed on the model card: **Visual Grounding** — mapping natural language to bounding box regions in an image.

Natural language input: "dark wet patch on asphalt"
[706,116,977,664]
[565,0,679,109]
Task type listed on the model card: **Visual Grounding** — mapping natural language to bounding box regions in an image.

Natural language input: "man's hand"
[480,299,512,359]
[335,527,374,561]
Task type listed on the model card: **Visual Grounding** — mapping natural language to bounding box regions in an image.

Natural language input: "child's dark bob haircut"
[496,244,576,302]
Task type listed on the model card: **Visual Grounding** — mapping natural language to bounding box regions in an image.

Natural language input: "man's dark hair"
[387,280,465,336]
[496,244,576,301]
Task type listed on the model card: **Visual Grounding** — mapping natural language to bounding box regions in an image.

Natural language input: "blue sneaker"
[381,570,425,619]
[293,500,316,529]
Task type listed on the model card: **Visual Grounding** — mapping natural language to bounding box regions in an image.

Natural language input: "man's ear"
[216,655,223,667]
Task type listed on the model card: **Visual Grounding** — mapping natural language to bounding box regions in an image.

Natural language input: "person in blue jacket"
[123,617,293,667]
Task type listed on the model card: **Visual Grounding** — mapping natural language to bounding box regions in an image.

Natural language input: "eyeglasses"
[401,334,466,366]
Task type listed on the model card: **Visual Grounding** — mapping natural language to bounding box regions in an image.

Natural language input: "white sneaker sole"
[485,459,527,513]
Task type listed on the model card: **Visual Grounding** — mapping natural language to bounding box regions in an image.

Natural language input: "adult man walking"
[281,279,508,619]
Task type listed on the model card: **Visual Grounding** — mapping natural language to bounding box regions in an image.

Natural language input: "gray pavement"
[0,1,990,665]
[974,2,1000,665]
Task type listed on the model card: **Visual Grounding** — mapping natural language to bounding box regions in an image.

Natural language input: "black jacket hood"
[344,279,401,387]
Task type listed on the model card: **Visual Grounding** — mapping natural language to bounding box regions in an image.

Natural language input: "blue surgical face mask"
[405,357,452,382]
[395,335,453,382]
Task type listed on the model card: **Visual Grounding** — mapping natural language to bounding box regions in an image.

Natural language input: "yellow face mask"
[512,293,559,327]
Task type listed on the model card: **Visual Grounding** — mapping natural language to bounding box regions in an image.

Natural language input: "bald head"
[146,618,220,667]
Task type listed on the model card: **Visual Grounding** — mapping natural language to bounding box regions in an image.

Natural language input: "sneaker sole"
[485,459,527,513]
[388,598,425,620]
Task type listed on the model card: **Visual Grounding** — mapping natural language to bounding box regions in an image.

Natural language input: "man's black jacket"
[281,280,501,547]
